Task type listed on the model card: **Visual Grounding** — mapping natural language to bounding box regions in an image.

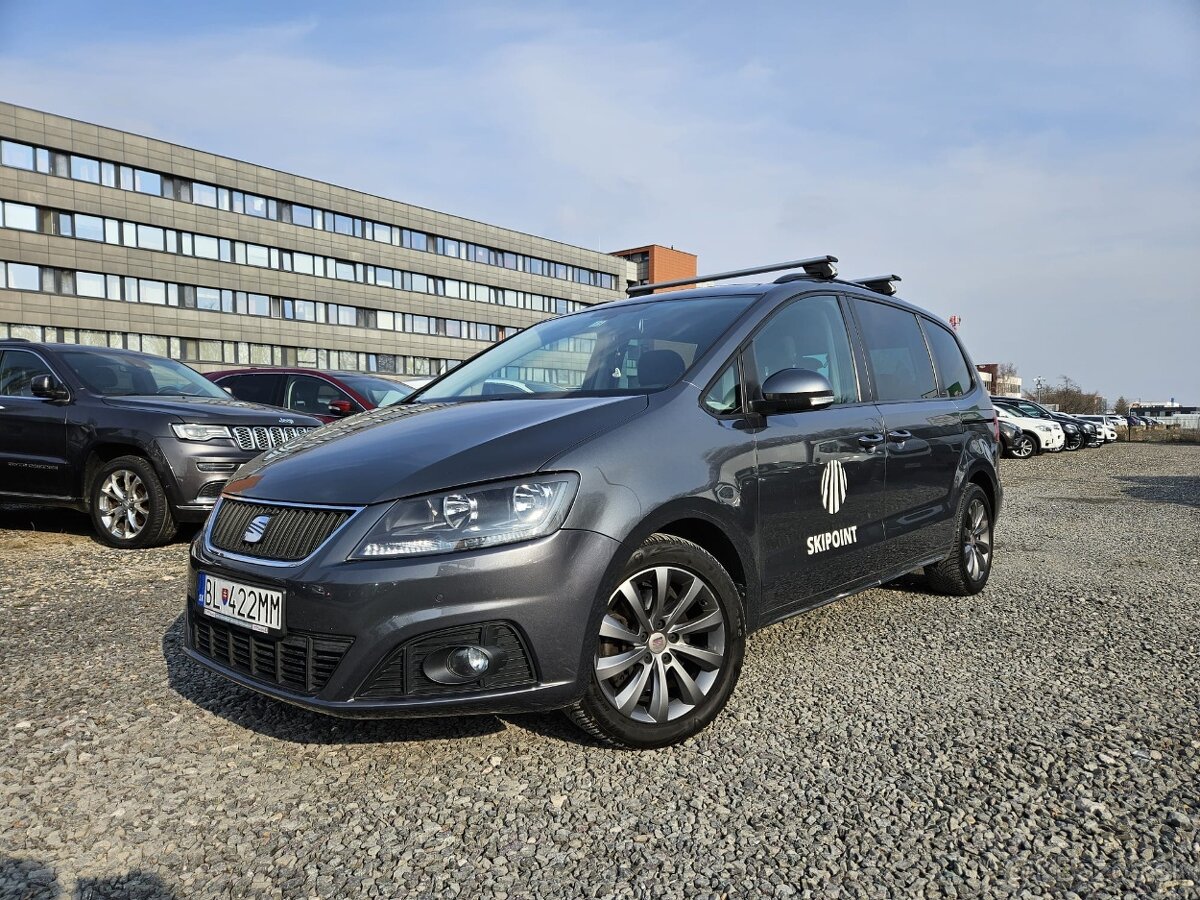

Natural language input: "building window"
[134,169,162,195]
[1,140,35,170]
[70,155,101,183]
[2,202,37,231]
[245,194,268,218]
[137,224,165,251]
[193,182,218,207]
[6,263,40,290]
[76,271,106,298]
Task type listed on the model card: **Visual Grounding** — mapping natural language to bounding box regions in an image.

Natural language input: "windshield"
[61,349,229,398]
[1003,401,1049,418]
[339,374,413,407]
[417,295,756,402]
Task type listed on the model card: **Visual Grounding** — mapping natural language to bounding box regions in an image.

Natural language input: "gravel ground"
[1,443,1197,899]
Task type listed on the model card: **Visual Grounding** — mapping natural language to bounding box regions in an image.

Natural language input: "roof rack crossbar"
[626,255,837,297]
[848,274,901,296]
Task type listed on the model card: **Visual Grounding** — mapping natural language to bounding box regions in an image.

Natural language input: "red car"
[206,368,414,423]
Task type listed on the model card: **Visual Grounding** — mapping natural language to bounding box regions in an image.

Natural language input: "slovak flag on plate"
[221,588,230,605]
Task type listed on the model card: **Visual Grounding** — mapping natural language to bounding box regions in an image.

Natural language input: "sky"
[0,0,1196,404]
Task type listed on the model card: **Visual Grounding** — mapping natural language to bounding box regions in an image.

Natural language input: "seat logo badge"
[243,515,271,544]
[821,459,848,515]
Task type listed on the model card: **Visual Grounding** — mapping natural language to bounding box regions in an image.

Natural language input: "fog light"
[447,646,491,679]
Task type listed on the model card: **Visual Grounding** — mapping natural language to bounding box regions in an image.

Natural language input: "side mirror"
[750,368,835,415]
[30,374,69,402]
[327,399,355,417]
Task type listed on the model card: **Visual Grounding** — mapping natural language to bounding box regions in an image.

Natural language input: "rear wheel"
[565,534,745,749]
[924,484,993,596]
[89,455,177,549]
[1009,433,1036,459]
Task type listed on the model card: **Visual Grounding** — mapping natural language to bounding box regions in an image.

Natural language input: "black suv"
[186,258,1002,748]
[0,341,321,548]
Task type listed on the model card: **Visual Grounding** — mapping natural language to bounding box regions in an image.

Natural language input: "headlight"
[171,423,233,442]
[1035,424,1052,432]
[351,473,580,559]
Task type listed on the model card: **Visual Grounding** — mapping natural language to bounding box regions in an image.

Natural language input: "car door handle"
[858,433,885,448]
[887,429,913,441]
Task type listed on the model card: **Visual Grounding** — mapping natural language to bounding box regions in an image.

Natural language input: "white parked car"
[995,406,1065,457]
[1077,415,1118,442]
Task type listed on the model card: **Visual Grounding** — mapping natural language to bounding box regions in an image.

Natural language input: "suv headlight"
[351,473,580,559]
[171,423,233,442]
[1035,424,1052,432]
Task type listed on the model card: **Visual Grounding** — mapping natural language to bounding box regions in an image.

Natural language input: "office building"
[0,102,647,378]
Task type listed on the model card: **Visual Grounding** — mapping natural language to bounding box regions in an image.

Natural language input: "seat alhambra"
[185,257,1001,748]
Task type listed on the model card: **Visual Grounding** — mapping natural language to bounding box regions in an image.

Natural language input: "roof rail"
[626,255,837,297]
[849,274,901,296]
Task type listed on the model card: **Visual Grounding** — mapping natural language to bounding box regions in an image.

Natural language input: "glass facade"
[0,321,457,377]
[0,260,522,343]
[1,201,591,317]
[0,135,621,291]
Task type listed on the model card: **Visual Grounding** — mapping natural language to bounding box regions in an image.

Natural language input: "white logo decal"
[243,515,271,544]
[807,525,859,556]
[278,417,295,425]
[820,459,848,514]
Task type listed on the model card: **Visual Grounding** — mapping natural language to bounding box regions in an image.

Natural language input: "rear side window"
[922,320,973,397]
[219,373,282,405]
[853,300,938,402]
[284,375,355,414]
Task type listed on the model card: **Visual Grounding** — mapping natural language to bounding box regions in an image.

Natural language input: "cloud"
[0,1,1196,400]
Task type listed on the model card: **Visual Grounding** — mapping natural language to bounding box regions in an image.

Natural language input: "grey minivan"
[185,257,1001,748]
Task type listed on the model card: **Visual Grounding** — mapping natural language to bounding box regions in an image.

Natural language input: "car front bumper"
[185,526,621,717]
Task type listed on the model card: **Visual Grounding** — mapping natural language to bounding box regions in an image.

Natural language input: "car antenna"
[626,256,838,297]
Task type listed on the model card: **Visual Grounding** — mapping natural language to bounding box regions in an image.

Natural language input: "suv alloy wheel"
[90,455,177,549]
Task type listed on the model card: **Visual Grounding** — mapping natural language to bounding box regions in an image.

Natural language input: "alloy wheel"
[97,469,151,540]
[595,566,727,724]
[962,498,992,581]
[1012,436,1034,459]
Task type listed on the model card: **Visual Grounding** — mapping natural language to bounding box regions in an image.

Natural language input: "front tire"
[1009,434,1036,459]
[89,455,177,549]
[565,534,746,749]
[924,484,994,596]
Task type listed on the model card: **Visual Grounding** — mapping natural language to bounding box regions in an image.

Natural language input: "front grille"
[209,498,355,562]
[358,621,536,699]
[231,425,313,452]
[191,612,353,694]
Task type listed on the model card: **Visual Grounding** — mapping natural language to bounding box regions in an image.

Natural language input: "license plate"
[197,572,283,633]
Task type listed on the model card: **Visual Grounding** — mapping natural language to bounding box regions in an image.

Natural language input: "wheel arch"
[82,441,172,503]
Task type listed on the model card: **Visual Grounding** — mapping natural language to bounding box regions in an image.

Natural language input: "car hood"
[101,395,321,427]
[224,395,649,506]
